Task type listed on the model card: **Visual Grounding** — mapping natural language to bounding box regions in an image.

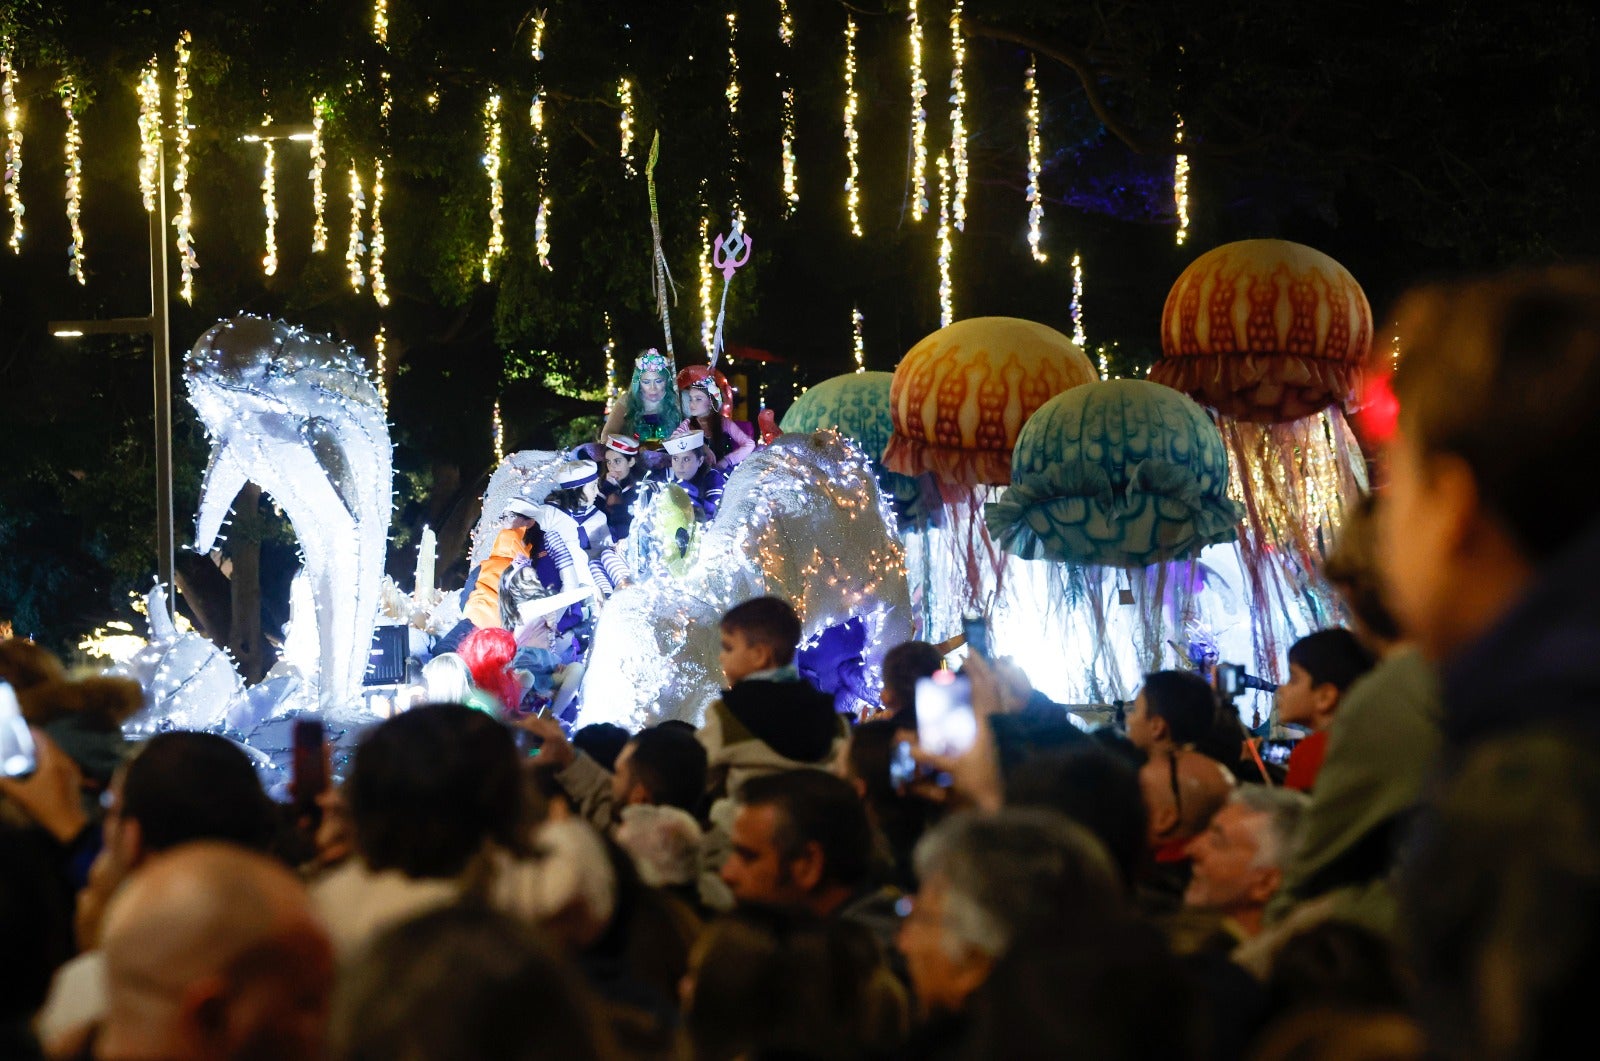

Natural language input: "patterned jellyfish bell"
[1152,239,1373,423]
[885,317,1099,487]
[986,379,1244,568]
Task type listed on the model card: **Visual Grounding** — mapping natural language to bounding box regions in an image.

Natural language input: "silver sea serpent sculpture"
[575,430,914,730]
[121,315,394,731]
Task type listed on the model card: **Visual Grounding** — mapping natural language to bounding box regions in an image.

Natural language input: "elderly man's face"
[894,873,992,1016]
[1183,801,1278,917]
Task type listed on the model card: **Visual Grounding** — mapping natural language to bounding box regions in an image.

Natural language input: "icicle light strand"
[481,93,504,281]
[843,16,862,237]
[374,323,389,408]
[1174,115,1190,246]
[260,120,277,276]
[2,51,21,251]
[936,154,953,326]
[310,95,328,252]
[173,31,196,303]
[908,0,928,221]
[1071,252,1088,349]
[699,215,715,355]
[604,311,618,409]
[949,0,968,231]
[531,13,551,269]
[492,399,505,462]
[347,164,366,289]
[137,58,161,213]
[62,81,85,284]
[369,158,388,303]
[779,0,797,213]
[373,0,388,46]
[852,305,866,372]
[1025,60,1046,262]
[726,11,743,219]
[618,78,635,176]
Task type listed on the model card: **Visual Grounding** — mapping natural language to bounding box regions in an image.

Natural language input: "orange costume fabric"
[463,527,531,629]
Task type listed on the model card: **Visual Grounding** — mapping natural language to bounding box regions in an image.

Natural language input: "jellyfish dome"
[985,379,1244,568]
[884,317,1097,487]
[1152,239,1372,423]
[781,371,896,460]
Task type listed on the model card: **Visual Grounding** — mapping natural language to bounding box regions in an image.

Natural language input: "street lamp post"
[49,146,174,620]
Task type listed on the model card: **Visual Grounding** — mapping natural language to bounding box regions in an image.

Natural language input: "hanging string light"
[373,0,388,46]
[948,0,968,231]
[618,78,635,177]
[1,50,21,251]
[778,0,797,213]
[936,154,953,326]
[310,95,328,252]
[481,92,504,281]
[136,57,161,213]
[1071,252,1088,349]
[1173,115,1190,246]
[699,214,715,355]
[259,118,277,276]
[843,15,862,237]
[347,164,366,290]
[603,311,618,409]
[173,31,197,303]
[369,158,388,303]
[374,323,389,408]
[726,10,743,220]
[1025,59,1046,263]
[908,0,928,221]
[492,399,505,462]
[852,304,866,373]
[530,12,551,269]
[61,80,85,285]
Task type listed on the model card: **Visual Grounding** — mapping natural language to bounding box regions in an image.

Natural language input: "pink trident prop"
[709,222,752,369]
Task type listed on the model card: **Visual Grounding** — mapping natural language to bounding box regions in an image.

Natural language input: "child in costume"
[538,460,631,596]
[664,428,725,522]
[598,434,647,541]
[602,349,680,445]
[676,375,755,472]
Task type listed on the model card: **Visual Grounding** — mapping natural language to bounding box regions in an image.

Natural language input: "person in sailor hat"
[599,435,647,541]
[539,459,631,597]
[664,427,725,522]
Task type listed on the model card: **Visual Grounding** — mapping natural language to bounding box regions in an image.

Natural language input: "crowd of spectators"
[3,265,1600,1060]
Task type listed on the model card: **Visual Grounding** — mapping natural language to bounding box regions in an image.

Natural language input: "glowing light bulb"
[1174,115,1190,246]
[137,58,161,213]
[949,0,968,232]
[369,158,387,303]
[61,80,85,284]
[173,30,197,303]
[347,164,366,290]
[373,0,388,46]
[852,305,866,373]
[936,154,953,326]
[260,118,277,276]
[481,93,504,281]
[1,50,21,251]
[908,0,928,221]
[1025,60,1046,263]
[618,78,635,176]
[843,16,862,237]
[310,95,328,252]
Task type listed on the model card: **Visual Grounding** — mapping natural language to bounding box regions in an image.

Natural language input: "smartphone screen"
[916,672,977,757]
[1216,664,1242,698]
[961,612,990,660]
[1,681,37,779]
[888,739,918,789]
[290,718,327,811]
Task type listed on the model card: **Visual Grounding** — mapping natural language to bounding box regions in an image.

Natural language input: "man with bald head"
[96,842,333,1061]
[1136,747,1237,913]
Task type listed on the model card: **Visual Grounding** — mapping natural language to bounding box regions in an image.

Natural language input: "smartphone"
[962,611,990,661]
[1,680,37,779]
[888,739,918,789]
[290,717,327,813]
[1261,738,1298,766]
[1215,663,1243,698]
[916,671,977,757]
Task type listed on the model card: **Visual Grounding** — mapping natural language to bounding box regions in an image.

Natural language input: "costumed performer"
[664,427,725,522]
[539,460,632,596]
[677,375,755,472]
[433,497,538,653]
[601,349,680,445]
[600,434,648,541]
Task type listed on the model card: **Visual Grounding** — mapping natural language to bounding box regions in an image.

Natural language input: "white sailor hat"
[502,497,541,518]
[662,430,706,456]
[604,434,641,456]
[556,460,600,490]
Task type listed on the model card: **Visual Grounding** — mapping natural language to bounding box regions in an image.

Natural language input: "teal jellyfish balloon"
[985,379,1244,568]
[781,372,897,460]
